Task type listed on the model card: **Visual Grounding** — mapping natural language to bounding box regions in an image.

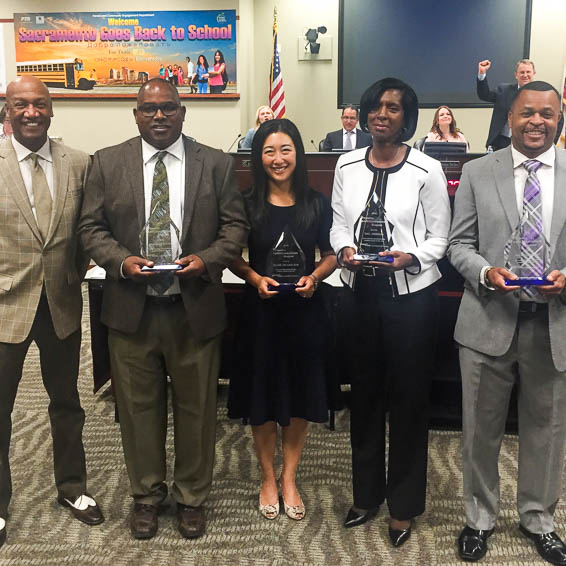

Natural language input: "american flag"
[269,8,286,118]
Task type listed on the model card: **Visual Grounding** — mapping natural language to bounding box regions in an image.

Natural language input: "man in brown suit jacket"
[79,79,248,540]
[0,76,104,549]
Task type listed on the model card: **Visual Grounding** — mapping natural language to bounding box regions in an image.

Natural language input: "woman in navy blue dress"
[228,119,336,521]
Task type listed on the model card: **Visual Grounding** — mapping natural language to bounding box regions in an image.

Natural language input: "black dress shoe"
[130,503,158,539]
[458,525,494,561]
[177,504,206,539]
[343,506,378,529]
[57,495,105,525]
[0,524,5,549]
[389,522,412,547]
[519,524,566,565]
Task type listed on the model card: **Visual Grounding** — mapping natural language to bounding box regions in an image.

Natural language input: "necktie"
[344,131,353,150]
[29,153,52,242]
[520,159,544,299]
[147,151,173,294]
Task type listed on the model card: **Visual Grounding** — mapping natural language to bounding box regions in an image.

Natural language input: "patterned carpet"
[0,287,563,565]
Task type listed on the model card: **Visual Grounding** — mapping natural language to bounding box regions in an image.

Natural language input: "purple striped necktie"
[520,159,544,298]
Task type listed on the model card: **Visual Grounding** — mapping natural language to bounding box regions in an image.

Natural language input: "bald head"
[6,75,50,102]
[136,78,180,106]
[134,78,185,149]
[6,76,53,151]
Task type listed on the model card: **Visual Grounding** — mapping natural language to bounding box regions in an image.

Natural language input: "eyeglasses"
[341,116,358,121]
[137,103,181,117]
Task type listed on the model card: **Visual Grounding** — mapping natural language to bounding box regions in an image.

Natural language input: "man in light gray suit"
[448,81,566,565]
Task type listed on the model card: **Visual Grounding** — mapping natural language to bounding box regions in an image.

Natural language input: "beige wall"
[2,0,565,154]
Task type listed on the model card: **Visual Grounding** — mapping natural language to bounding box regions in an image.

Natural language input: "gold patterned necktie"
[29,153,52,242]
[147,150,174,294]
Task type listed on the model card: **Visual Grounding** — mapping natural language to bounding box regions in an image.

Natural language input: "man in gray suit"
[448,81,566,565]
[79,78,248,540]
[0,77,104,549]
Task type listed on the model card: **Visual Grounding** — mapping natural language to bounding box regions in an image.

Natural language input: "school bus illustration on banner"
[16,58,96,90]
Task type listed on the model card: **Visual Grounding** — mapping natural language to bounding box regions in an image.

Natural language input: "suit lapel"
[124,137,146,230]
[0,138,43,244]
[47,140,68,243]
[181,136,203,242]
[493,148,519,231]
[550,149,566,255]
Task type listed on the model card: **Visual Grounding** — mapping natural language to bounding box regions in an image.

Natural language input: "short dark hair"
[511,81,564,144]
[511,80,561,108]
[359,77,419,142]
[341,104,358,117]
[247,118,321,229]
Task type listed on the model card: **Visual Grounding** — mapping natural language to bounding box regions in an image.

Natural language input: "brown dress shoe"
[177,504,205,539]
[57,495,105,525]
[130,503,158,539]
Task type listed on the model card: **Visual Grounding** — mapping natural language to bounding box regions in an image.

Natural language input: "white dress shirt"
[141,135,185,294]
[12,136,54,224]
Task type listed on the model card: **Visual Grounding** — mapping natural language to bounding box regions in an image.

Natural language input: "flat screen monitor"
[338,0,532,108]
[423,142,468,158]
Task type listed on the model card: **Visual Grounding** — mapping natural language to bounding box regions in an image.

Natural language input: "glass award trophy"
[353,194,394,263]
[265,226,306,292]
[503,219,552,286]
[139,215,182,294]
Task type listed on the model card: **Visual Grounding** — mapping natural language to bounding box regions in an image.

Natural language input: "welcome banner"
[13,10,237,96]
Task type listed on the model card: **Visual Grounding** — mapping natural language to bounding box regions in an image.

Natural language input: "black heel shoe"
[343,506,378,528]
[389,521,412,547]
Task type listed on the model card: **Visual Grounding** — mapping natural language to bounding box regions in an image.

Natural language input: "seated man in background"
[476,59,535,151]
[321,105,372,151]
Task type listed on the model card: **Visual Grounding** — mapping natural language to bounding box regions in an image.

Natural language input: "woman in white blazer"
[330,77,450,546]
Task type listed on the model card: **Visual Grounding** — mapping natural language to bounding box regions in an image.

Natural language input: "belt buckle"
[519,301,544,313]
[361,265,379,277]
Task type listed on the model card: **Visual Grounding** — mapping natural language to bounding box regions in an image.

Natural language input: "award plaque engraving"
[139,215,181,294]
[503,219,552,287]
[354,193,394,264]
[265,227,306,292]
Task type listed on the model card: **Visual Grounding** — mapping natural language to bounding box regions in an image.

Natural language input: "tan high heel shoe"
[258,496,280,520]
[282,495,305,520]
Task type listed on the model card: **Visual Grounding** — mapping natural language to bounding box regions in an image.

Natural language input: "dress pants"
[345,275,438,520]
[0,294,86,517]
[460,309,566,534]
[109,298,221,507]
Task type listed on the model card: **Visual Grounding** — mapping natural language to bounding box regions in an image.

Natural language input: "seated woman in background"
[240,106,275,149]
[228,118,337,522]
[426,105,468,149]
